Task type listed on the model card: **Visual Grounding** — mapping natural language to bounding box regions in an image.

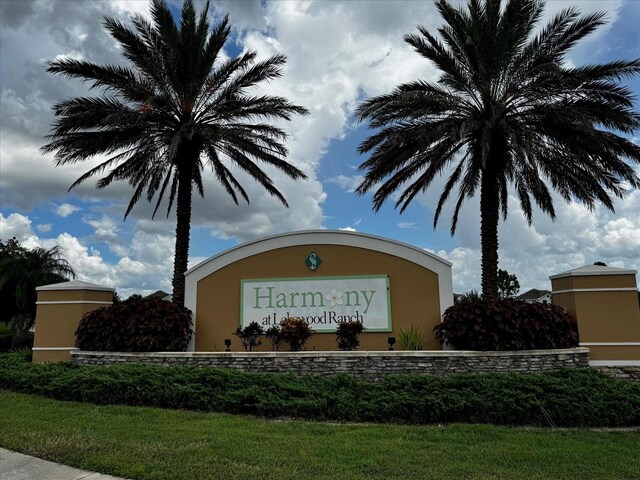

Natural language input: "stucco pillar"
[550,265,640,366]
[32,280,114,362]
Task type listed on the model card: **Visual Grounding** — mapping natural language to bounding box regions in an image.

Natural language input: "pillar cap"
[36,280,114,292]
[550,264,637,280]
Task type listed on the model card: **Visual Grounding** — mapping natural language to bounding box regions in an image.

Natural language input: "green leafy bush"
[336,320,365,350]
[0,352,638,427]
[435,298,579,351]
[398,324,423,350]
[279,317,313,351]
[75,299,192,352]
[234,322,264,351]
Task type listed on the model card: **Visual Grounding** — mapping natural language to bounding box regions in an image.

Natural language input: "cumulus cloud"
[0,211,179,298]
[327,175,364,193]
[424,176,640,293]
[55,203,81,217]
[0,0,636,296]
[36,223,52,233]
[0,212,40,248]
[398,222,417,229]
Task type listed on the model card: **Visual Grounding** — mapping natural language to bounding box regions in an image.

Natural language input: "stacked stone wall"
[594,366,640,382]
[72,348,589,381]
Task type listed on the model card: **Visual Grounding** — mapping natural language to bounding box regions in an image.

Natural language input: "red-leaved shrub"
[75,299,192,352]
[279,317,313,351]
[435,298,579,351]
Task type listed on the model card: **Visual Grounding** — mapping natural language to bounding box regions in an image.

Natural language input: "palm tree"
[42,0,308,306]
[0,238,76,339]
[355,0,640,300]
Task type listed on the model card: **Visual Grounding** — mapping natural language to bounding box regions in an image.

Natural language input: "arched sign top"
[186,229,451,278]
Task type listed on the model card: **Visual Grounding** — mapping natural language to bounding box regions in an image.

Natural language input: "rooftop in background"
[516,289,551,301]
[144,290,171,300]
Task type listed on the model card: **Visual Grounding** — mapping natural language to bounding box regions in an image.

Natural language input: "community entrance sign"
[241,275,391,332]
[184,230,454,351]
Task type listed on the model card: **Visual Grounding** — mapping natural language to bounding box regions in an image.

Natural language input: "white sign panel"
[241,275,391,332]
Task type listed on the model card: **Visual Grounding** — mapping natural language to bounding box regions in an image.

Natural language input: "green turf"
[1,390,639,480]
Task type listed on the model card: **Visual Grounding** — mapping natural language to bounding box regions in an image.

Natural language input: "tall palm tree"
[0,238,76,338]
[355,0,640,300]
[42,0,308,306]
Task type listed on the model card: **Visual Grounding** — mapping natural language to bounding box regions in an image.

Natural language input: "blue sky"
[1,0,639,297]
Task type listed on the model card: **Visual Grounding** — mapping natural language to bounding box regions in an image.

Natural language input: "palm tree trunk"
[171,163,193,307]
[480,170,499,301]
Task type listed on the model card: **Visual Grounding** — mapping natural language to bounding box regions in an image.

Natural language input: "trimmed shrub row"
[1,353,638,427]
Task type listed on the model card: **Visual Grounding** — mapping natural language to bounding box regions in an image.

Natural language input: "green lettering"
[289,292,300,308]
[302,291,324,307]
[275,292,288,308]
[344,291,360,307]
[361,290,375,314]
[253,287,274,309]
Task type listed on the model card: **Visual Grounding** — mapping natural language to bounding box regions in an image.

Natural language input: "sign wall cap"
[549,264,637,280]
[36,280,115,292]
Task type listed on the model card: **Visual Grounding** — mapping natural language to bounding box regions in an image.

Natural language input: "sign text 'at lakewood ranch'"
[240,275,392,332]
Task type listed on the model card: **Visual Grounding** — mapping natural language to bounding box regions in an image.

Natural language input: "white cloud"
[327,175,364,193]
[0,0,636,297]
[339,226,357,232]
[42,233,115,285]
[84,215,118,239]
[0,212,40,248]
[425,177,640,293]
[0,211,179,298]
[36,223,52,233]
[55,203,81,217]
[398,222,417,229]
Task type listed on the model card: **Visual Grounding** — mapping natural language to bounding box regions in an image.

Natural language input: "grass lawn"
[1,390,639,480]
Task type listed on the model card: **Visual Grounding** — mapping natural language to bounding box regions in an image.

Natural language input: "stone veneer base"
[71,348,590,382]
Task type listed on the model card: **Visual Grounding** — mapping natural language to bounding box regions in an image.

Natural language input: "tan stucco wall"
[32,289,112,362]
[552,274,637,291]
[32,349,75,363]
[552,274,640,362]
[36,290,113,303]
[552,292,577,320]
[572,292,640,342]
[195,245,442,352]
[588,345,640,361]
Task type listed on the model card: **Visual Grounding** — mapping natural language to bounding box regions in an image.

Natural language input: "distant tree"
[593,261,608,266]
[125,294,144,303]
[112,291,122,304]
[0,237,76,340]
[497,269,520,298]
[455,289,481,304]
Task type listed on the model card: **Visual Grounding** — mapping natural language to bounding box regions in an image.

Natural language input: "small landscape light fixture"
[387,336,396,351]
[224,338,231,352]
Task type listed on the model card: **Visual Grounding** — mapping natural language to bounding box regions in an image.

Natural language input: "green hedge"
[0,352,638,427]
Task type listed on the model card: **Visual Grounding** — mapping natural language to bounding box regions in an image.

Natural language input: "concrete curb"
[0,448,130,480]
